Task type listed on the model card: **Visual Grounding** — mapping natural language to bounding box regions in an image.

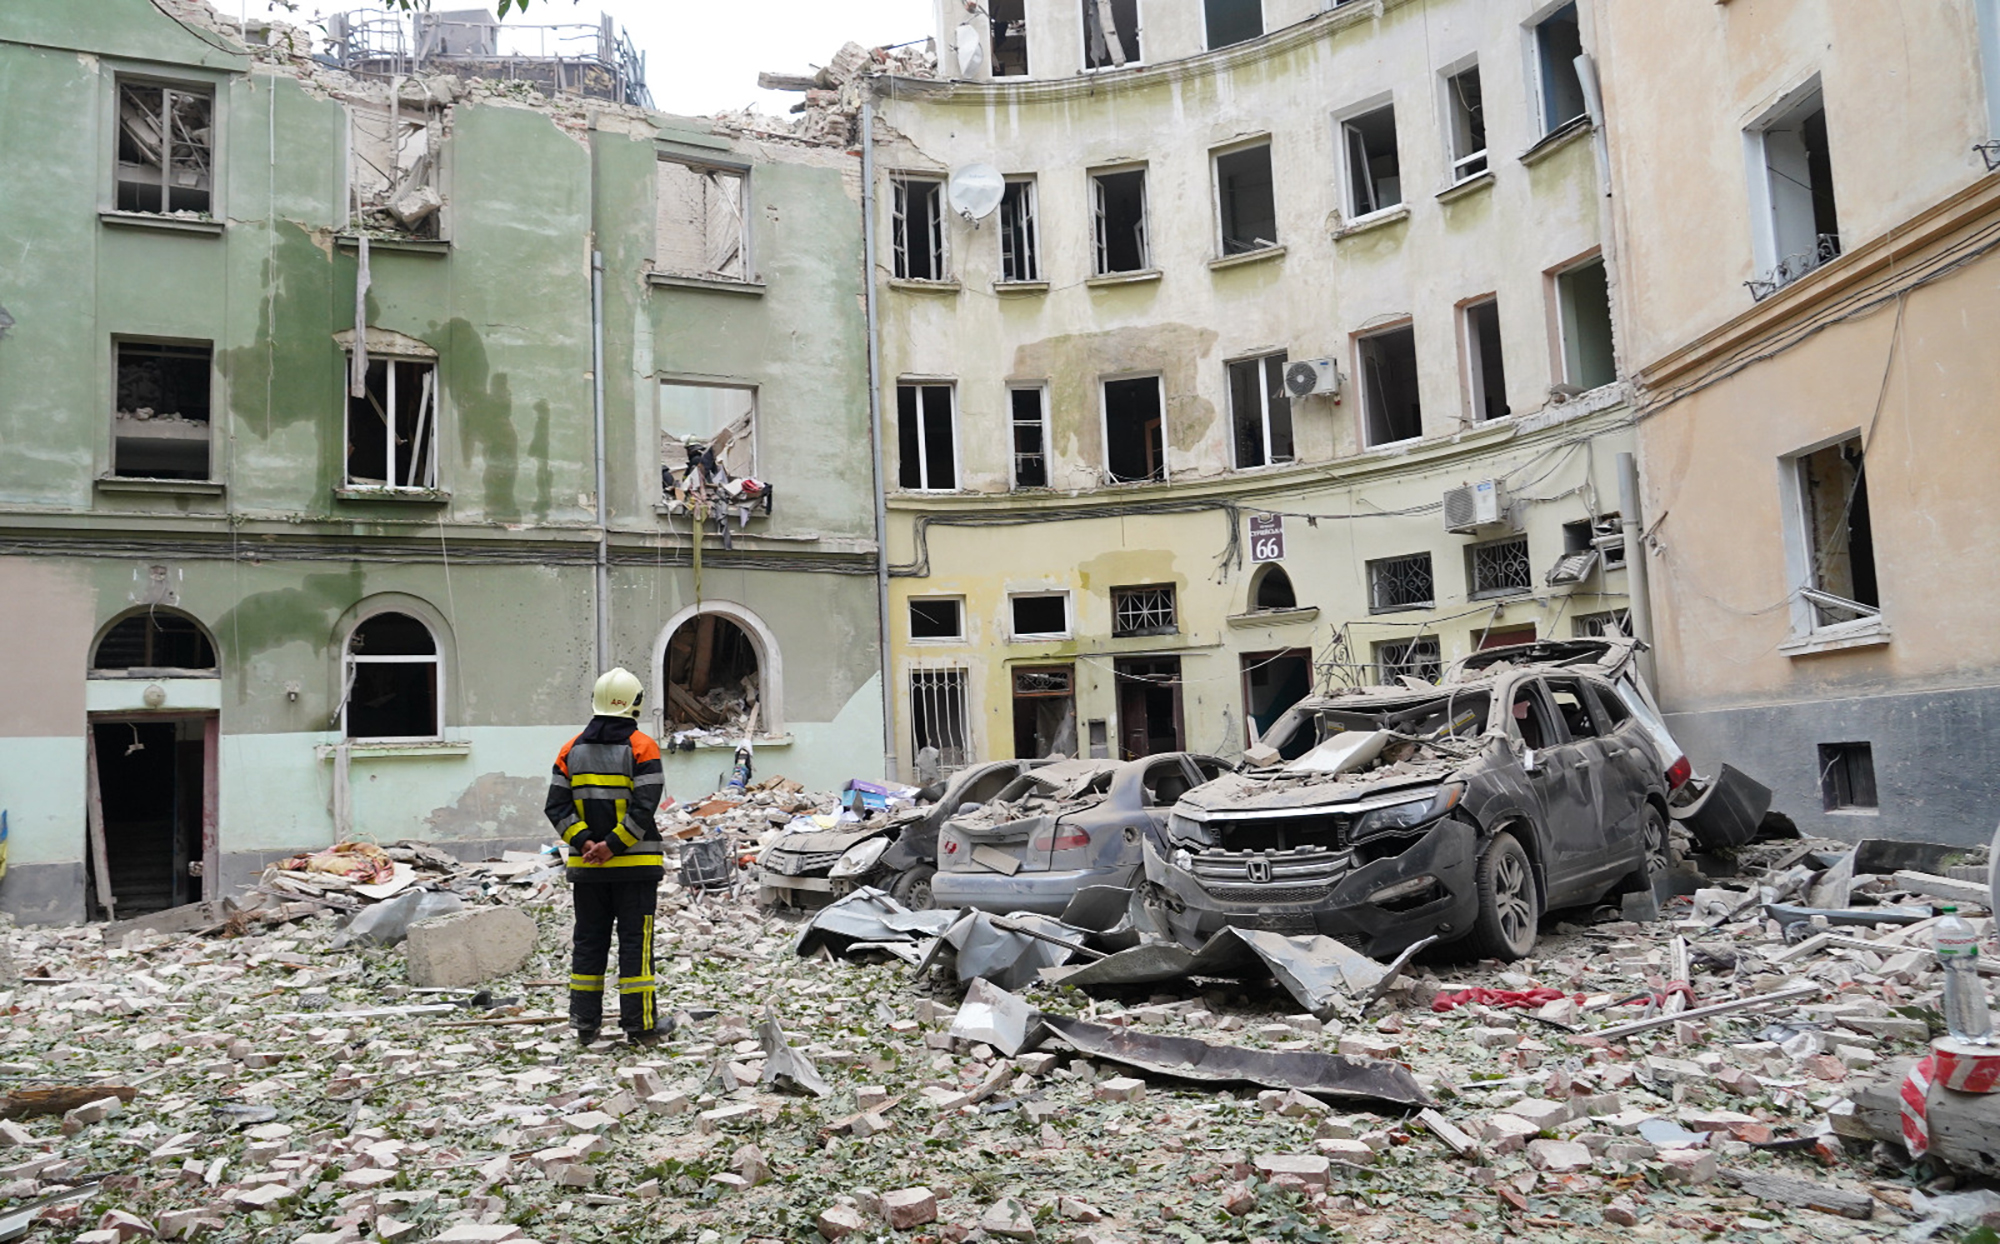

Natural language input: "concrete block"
[404,907,537,988]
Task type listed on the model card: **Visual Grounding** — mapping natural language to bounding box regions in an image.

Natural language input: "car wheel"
[1641,803,1671,878]
[1464,831,1539,961]
[890,864,937,911]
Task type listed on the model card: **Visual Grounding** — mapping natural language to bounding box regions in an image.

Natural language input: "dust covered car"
[1145,639,1685,961]
[931,753,1233,916]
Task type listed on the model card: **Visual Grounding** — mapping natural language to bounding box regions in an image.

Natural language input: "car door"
[1544,675,1631,889]
[1581,677,1654,856]
[1509,678,1602,905]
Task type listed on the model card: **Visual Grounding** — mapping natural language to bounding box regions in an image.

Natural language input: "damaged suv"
[1147,639,1694,962]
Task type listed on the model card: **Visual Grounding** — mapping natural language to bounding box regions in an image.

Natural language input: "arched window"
[342,612,440,740]
[1253,564,1297,611]
[661,614,760,736]
[93,609,217,675]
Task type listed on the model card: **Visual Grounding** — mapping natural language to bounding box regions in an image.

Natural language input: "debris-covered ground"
[5,792,1998,1244]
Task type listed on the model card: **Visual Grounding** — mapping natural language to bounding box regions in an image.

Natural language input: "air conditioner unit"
[1442,480,1508,533]
[1283,358,1342,399]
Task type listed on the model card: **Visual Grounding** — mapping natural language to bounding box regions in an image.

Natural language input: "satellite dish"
[947,162,1005,222]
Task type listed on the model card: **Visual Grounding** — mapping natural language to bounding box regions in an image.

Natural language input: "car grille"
[1188,847,1349,884]
[1198,882,1336,904]
[763,849,842,876]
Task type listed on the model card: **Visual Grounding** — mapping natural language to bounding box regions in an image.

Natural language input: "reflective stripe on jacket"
[546,716,665,879]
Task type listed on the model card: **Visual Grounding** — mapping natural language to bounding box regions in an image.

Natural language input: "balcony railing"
[325,10,651,108]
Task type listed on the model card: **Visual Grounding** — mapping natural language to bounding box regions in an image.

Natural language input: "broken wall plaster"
[1006,322,1220,486]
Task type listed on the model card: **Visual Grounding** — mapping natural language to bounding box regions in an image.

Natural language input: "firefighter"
[546,667,670,1045]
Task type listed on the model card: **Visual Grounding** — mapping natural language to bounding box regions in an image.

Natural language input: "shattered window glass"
[1082,0,1141,68]
[342,612,440,740]
[116,82,212,215]
[658,161,746,281]
[350,97,444,238]
[662,383,756,495]
[346,357,438,490]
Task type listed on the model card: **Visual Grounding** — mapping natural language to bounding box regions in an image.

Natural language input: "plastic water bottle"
[1935,906,1993,1043]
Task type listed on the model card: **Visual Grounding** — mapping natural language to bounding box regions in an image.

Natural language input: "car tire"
[1641,803,1671,879]
[890,864,937,911]
[1464,831,1539,961]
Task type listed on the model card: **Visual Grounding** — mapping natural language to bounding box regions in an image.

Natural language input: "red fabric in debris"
[1431,987,1576,1012]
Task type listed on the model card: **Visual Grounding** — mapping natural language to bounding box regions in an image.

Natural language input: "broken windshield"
[1262,691,1492,762]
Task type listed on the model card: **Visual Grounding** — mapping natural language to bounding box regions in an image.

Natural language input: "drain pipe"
[862,99,897,780]
[1616,452,1657,687]
[591,249,610,673]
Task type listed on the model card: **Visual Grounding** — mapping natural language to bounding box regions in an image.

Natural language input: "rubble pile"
[3,828,1997,1242]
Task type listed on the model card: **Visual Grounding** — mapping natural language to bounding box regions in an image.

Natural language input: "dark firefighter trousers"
[569,878,657,1034]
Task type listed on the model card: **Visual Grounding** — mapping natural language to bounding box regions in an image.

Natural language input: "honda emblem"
[1246,857,1272,883]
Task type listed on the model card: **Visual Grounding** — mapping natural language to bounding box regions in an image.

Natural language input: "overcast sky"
[240,0,936,116]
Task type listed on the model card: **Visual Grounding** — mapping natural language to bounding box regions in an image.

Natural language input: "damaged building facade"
[872,0,1639,778]
[1594,0,2000,844]
[0,0,883,923]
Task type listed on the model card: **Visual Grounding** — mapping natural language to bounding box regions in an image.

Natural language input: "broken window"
[896,383,957,491]
[1091,168,1150,274]
[1374,636,1441,686]
[1795,436,1878,626]
[1010,593,1070,639]
[1749,84,1841,298]
[1103,375,1166,483]
[909,598,964,641]
[657,161,747,281]
[93,609,217,675]
[1818,741,1877,811]
[1115,656,1182,758]
[892,176,947,281]
[663,614,761,735]
[1082,0,1141,69]
[114,340,213,481]
[116,81,213,215]
[1215,143,1278,254]
[1356,324,1422,447]
[1000,180,1041,282]
[1013,665,1077,759]
[1229,353,1292,469]
[1556,257,1616,390]
[1010,386,1049,488]
[342,612,440,740]
[1205,0,1263,49]
[990,0,1029,76]
[1534,2,1587,135]
[345,356,439,490]
[1111,585,1177,638]
[1252,564,1296,611]
[349,97,444,238]
[1468,535,1532,599]
[1242,649,1311,744]
[1572,608,1631,638]
[662,383,756,501]
[910,667,972,773]
[1464,298,1508,421]
[1563,513,1624,569]
[1341,104,1402,217]
[1445,64,1487,181]
[1368,552,1434,613]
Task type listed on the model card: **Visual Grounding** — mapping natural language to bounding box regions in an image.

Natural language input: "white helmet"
[591,667,644,718]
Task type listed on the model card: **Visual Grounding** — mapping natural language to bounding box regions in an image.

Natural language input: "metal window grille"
[1013,667,1072,696]
[1111,586,1177,637]
[1375,636,1441,686]
[1469,537,1531,598]
[1572,610,1631,639]
[1367,553,1434,613]
[1746,233,1843,301]
[910,667,971,771]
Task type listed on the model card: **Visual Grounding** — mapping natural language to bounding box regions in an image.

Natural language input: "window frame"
[1818,741,1879,812]
[909,665,974,774]
[1110,584,1179,638]
[1466,534,1533,601]
[1008,382,1050,490]
[1353,320,1423,449]
[1099,372,1169,484]
[1203,0,1264,50]
[1335,95,1403,222]
[1374,635,1442,686]
[1550,252,1617,391]
[1742,76,1842,295]
[1227,351,1293,470]
[1008,590,1073,641]
[1777,429,1882,640]
[1079,0,1144,71]
[1441,58,1489,183]
[890,173,949,282]
[1460,295,1508,423]
[907,596,967,644]
[1211,138,1279,257]
[112,74,219,218]
[1366,551,1436,614]
[655,156,751,283]
[342,348,442,492]
[999,177,1042,283]
[1089,164,1152,275]
[111,335,217,483]
[659,378,759,491]
[1527,1,1588,138]
[339,610,444,742]
[896,380,960,492]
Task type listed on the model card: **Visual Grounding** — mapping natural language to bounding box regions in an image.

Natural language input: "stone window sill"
[664,733,794,749]
[336,487,451,504]
[887,278,962,294]
[96,477,225,496]
[1226,606,1320,628]
[1520,116,1593,167]
[1437,170,1496,204]
[993,280,1050,295]
[1333,204,1410,240]
[335,234,450,256]
[1779,616,1892,657]
[648,273,766,295]
[99,211,224,237]
[316,741,473,759]
[1086,268,1163,289]
[1208,245,1286,272]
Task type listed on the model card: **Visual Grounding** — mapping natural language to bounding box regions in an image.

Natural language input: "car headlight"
[828,837,888,879]
[1349,783,1466,842]
[1167,813,1213,845]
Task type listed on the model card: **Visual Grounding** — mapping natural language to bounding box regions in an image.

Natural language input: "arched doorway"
[660,613,762,737]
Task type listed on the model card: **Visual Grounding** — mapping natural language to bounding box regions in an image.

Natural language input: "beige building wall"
[1597,0,2000,841]
[875,0,1640,778]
